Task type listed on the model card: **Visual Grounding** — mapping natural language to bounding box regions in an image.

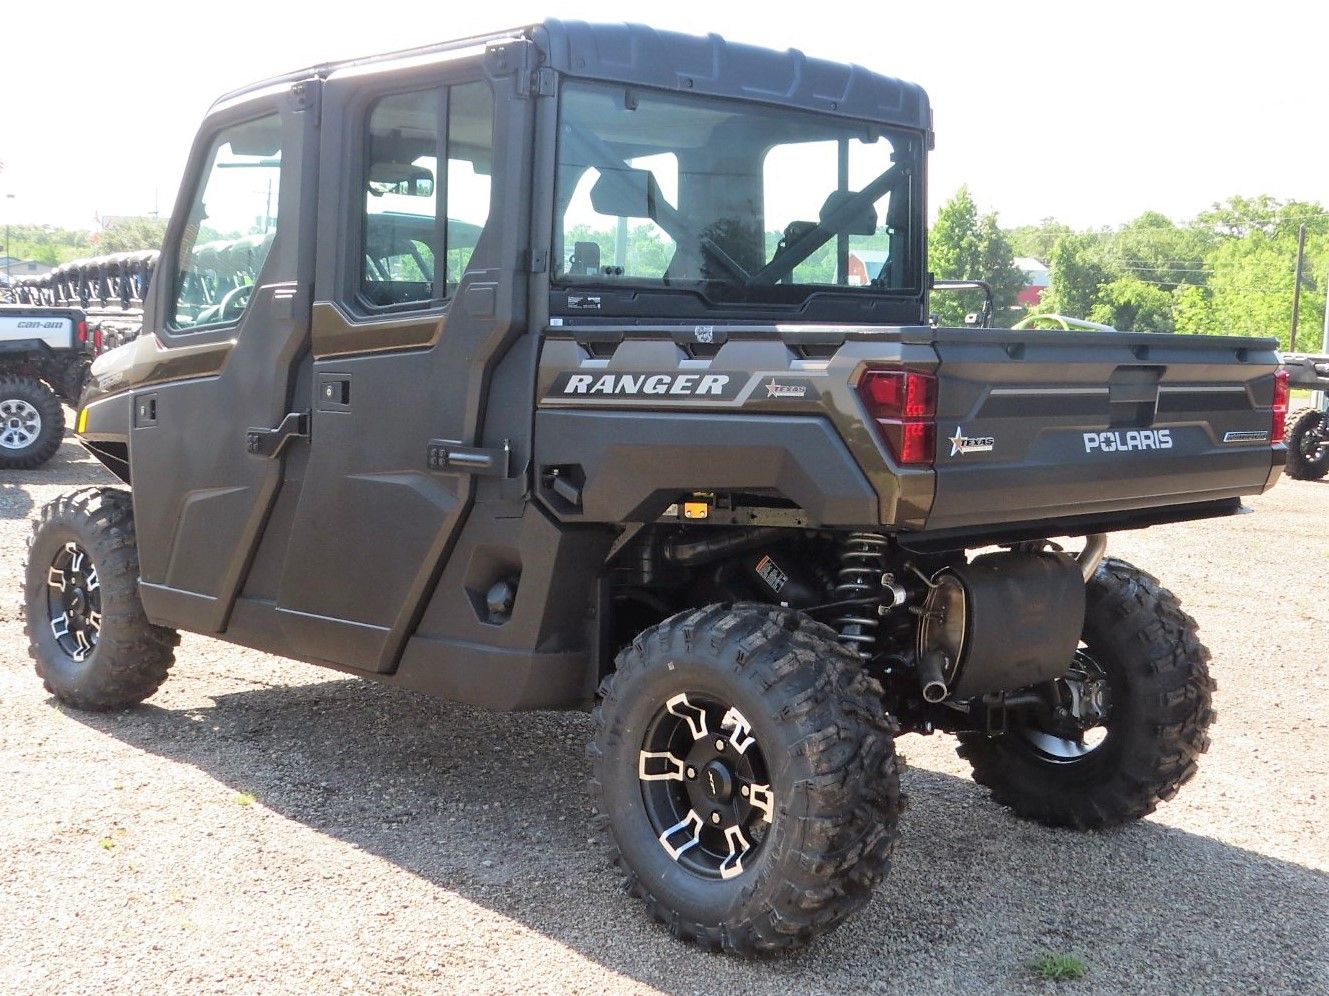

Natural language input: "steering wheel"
[217,283,253,323]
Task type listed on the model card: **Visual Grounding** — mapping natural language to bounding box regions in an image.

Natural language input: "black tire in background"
[590,604,903,954]
[1284,407,1329,481]
[23,488,178,711]
[957,558,1215,829]
[0,375,64,469]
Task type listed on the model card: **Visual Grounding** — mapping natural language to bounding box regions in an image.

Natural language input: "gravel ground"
[0,436,1326,995]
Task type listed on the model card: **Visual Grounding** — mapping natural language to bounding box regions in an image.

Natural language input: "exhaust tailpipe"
[917,650,949,703]
[1077,533,1107,581]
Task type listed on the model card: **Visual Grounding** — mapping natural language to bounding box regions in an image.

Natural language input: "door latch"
[426,438,511,477]
[246,412,309,458]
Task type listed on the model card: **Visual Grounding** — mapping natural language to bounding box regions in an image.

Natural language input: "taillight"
[92,327,104,352]
[857,368,938,465]
[76,319,88,343]
[1271,368,1290,444]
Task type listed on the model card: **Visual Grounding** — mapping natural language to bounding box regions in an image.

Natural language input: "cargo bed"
[922,328,1284,533]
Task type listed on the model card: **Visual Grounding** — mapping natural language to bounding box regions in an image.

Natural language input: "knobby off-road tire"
[589,604,903,954]
[957,558,1215,829]
[1284,407,1329,480]
[23,487,178,711]
[0,375,64,469]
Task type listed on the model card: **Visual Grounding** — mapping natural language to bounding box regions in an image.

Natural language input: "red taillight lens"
[1271,368,1290,444]
[93,327,103,352]
[859,369,938,420]
[857,368,938,466]
[76,319,88,343]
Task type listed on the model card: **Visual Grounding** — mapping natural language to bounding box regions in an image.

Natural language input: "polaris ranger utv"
[25,21,1287,954]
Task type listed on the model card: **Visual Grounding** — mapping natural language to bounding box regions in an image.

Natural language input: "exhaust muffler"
[915,551,1086,701]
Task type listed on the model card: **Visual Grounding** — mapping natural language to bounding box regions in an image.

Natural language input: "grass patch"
[233,793,256,807]
[1031,953,1087,982]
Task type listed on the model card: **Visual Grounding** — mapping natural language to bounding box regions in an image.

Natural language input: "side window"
[362,90,440,308]
[445,81,494,291]
[359,81,494,311]
[173,114,282,330]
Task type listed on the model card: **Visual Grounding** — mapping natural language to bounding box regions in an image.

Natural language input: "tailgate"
[0,308,78,351]
[924,329,1282,532]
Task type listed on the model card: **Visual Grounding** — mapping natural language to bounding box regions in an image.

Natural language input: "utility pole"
[1290,223,1307,352]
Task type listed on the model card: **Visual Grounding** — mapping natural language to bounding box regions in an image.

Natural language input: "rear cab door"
[264,40,536,672]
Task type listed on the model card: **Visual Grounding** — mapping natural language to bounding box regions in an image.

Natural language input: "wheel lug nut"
[685,767,697,779]
[740,785,749,797]
[710,812,721,825]
[715,739,725,751]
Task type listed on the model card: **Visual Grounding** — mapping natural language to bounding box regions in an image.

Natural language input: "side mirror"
[589,167,663,219]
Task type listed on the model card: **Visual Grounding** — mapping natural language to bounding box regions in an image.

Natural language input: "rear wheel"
[23,488,178,711]
[957,558,1215,829]
[1284,407,1329,480]
[0,375,64,469]
[590,604,903,953]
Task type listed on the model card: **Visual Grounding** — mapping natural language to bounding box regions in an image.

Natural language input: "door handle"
[317,374,351,412]
[246,412,309,458]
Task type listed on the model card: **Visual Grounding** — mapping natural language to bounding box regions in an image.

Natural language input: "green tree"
[0,223,92,265]
[93,217,168,254]
[1204,227,1327,350]
[1107,212,1215,291]
[928,185,1024,326]
[1088,275,1175,331]
[1041,233,1115,319]
[1007,217,1071,263]
[1171,284,1214,334]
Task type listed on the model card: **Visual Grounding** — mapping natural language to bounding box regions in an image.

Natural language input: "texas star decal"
[949,427,995,456]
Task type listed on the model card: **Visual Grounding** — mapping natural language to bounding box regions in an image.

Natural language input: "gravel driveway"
[1,438,1325,995]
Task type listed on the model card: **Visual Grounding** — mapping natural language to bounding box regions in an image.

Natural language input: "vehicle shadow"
[64,677,1328,994]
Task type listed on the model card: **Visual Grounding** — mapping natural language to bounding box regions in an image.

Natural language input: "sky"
[1,0,1326,233]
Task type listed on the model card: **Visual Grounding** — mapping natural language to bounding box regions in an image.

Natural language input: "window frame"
[159,101,288,341]
[342,72,496,320]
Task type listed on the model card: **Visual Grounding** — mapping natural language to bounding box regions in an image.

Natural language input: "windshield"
[553,81,921,314]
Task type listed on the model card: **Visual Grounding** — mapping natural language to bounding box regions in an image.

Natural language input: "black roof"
[213,20,931,136]
[534,21,930,133]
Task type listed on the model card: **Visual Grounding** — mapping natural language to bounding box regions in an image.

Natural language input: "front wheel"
[957,558,1215,829]
[23,488,178,711]
[590,604,903,954]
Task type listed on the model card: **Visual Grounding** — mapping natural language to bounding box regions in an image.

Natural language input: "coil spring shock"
[833,532,890,658]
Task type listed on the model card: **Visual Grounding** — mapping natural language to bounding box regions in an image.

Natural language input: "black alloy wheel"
[637,692,774,880]
[46,540,102,662]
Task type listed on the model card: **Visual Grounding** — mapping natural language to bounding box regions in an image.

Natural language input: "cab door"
[130,81,320,634]
[269,56,533,672]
